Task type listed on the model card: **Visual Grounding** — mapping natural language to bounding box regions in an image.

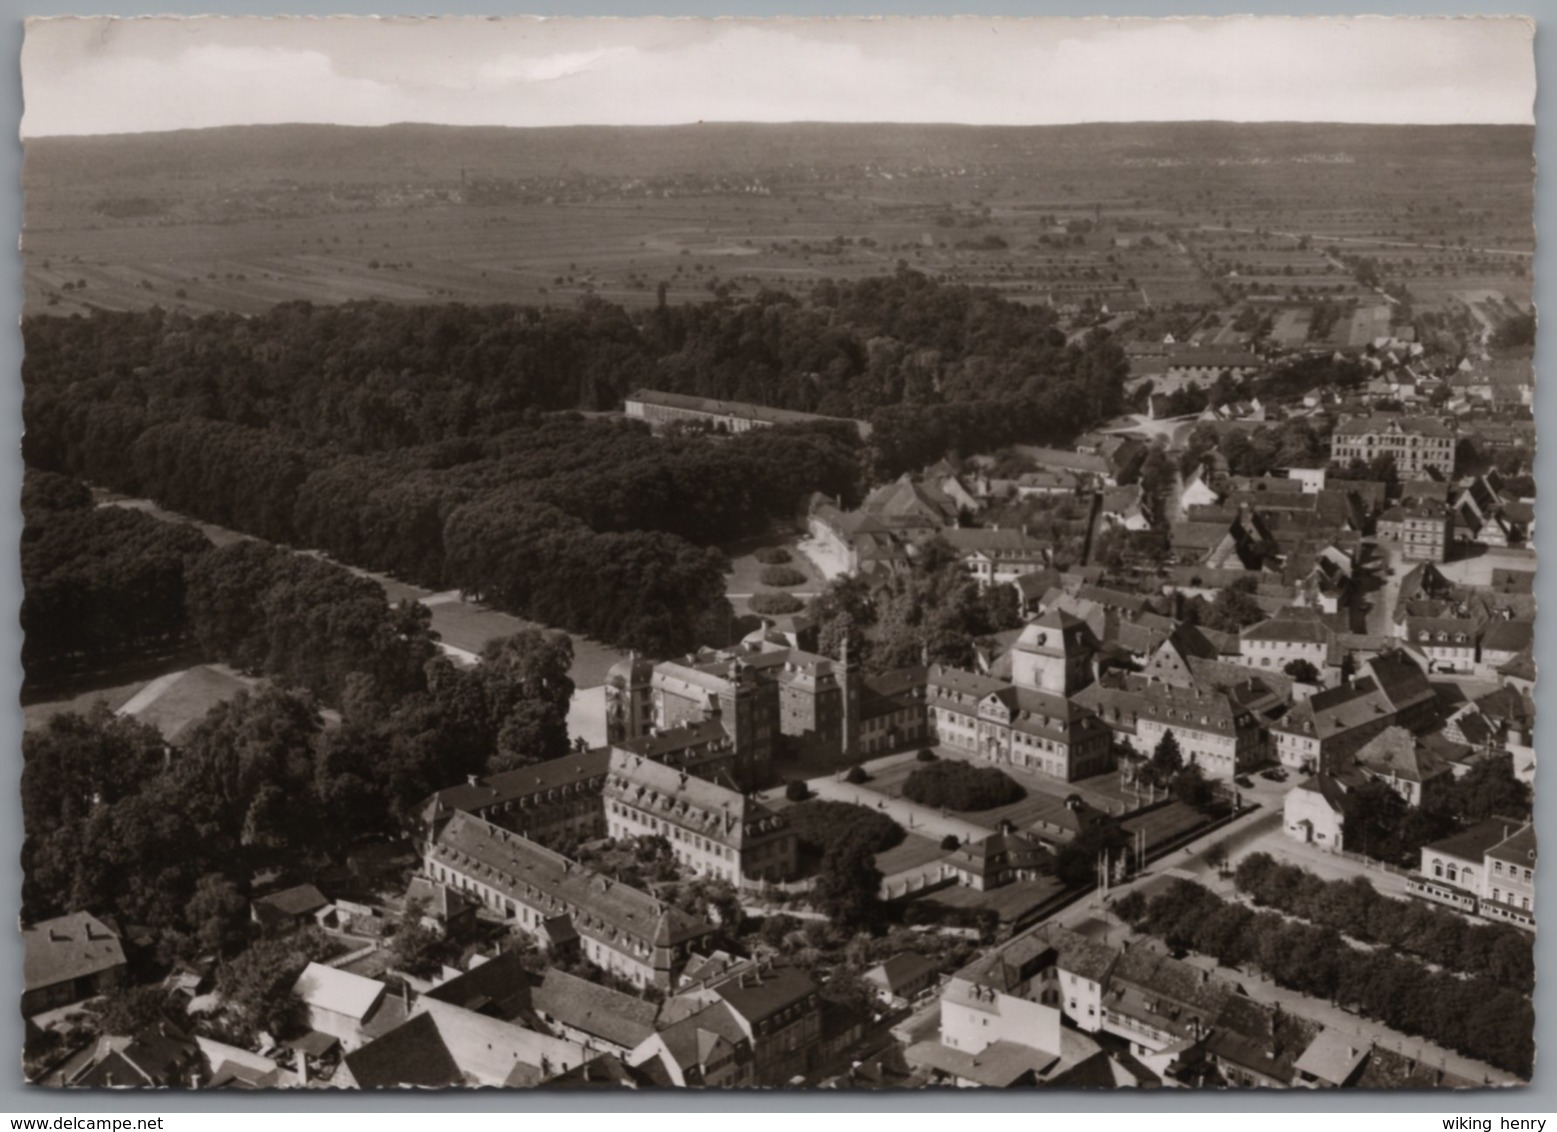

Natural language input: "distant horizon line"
[22,117,1536,141]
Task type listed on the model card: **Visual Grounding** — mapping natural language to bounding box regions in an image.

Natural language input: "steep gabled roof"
[343,1013,463,1089]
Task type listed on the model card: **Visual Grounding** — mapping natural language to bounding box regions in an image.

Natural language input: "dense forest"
[22,272,1128,654]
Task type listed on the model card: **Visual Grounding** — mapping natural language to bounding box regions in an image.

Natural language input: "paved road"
[1361,537,1405,640]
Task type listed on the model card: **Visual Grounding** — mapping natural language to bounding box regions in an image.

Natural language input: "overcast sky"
[21,15,1536,137]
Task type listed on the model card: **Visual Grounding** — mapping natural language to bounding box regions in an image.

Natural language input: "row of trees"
[1234,852,1534,993]
[22,472,211,677]
[1116,877,1533,1078]
[24,273,1127,475]
[29,417,851,656]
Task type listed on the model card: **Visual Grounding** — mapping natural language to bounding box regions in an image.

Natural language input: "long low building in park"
[624,388,871,439]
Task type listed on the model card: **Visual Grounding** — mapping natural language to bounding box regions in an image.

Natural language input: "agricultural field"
[23,121,1533,322]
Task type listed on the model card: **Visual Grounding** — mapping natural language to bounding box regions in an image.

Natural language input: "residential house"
[531,969,660,1060]
[22,912,127,1016]
[1239,612,1334,682]
[1100,946,1239,1065]
[1291,1029,1372,1089]
[941,828,1053,891]
[1359,653,1441,734]
[1020,446,1117,488]
[936,932,1064,1062]
[1283,774,1362,851]
[864,953,942,1010]
[628,1000,755,1088]
[1271,678,1397,774]
[661,959,823,1085]
[1478,619,1534,681]
[66,1023,205,1089]
[1133,683,1265,780]
[940,527,1049,589]
[340,998,588,1089]
[1483,824,1536,931]
[1377,499,1454,562]
[1099,484,1151,531]
[289,964,398,1054]
[1164,348,1262,384]
[250,885,330,934]
[1410,818,1508,915]
[1403,617,1480,675]
[1349,727,1453,808]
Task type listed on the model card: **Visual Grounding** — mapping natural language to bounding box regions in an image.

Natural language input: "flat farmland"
[23,121,1533,320]
[24,193,1219,317]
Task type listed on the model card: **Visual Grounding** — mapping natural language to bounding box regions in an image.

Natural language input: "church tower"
[1011,609,1097,696]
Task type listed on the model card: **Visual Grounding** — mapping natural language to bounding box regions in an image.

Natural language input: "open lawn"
[723,535,827,619]
[427,600,627,687]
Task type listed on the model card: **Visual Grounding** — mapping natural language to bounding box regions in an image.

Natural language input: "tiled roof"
[533,968,659,1049]
[1241,617,1332,645]
[1334,414,1455,439]
[867,952,941,994]
[1481,619,1534,654]
[604,750,787,850]
[939,528,1047,555]
[422,953,534,1021]
[23,913,126,993]
[1275,679,1392,738]
[1135,683,1255,737]
[1353,727,1450,785]
[1485,824,1536,867]
[290,963,384,1022]
[343,1013,463,1089]
[423,748,614,822]
[252,884,329,920]
[712,961,817,1025]
[430,812,712,954]
[626,388,862,431]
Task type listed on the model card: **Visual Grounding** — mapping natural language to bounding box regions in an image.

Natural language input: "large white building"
[602,750,797,887]
[927,610,1113,782]
[1332,415,1455,478]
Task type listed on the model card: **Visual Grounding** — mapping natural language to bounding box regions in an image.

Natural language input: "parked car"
[1260,768,1288,782]
[1234,775,1254,789]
